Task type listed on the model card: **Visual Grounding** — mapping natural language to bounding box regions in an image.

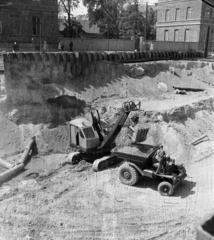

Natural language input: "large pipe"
[0,163,24,185]
[0,136,36,185]
[0,158,13,169]
[19,136,36,165]
[173,86,205,92]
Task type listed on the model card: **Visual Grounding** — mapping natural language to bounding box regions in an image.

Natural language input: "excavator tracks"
[92,155,121,172]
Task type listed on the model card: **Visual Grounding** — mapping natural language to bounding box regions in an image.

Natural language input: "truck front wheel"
[119,163,139,186]
[158,181,174,196]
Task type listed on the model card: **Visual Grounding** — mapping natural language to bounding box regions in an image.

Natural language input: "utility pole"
[145,1,148,42]
[40,13,42,52]
[202,0,214,57]
[135,0,139,40]
[204,26,210,58]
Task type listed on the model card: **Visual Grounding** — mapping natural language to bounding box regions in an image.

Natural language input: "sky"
[73,0,158,16]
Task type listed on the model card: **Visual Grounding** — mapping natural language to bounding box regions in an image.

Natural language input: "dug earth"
[0,58,214,239]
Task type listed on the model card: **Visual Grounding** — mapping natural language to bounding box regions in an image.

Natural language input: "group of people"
[58,40,73,52]
[40,40,74,52]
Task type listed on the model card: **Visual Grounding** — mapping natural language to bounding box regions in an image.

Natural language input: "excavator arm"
[92,100,141,172]
[98,101,141,150]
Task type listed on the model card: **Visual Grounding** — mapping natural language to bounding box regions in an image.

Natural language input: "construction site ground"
[0,60,214,239]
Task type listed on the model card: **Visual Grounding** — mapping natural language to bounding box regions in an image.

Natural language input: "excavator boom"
[92,101,141,171]
[99,109,129,149]
[99,101,141,150]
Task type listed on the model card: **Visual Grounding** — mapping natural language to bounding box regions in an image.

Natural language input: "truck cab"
[68,118,100,152]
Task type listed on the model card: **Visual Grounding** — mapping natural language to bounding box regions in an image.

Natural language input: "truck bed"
[113,143,159,168]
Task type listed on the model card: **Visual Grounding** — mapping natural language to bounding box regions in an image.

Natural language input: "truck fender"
[127,162,150,177]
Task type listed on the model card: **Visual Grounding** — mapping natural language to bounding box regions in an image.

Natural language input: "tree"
[61,18,83,38]
[83,0,127,39]
[146,7,157,40]
[58,0,80,36]
[120,2,145,39]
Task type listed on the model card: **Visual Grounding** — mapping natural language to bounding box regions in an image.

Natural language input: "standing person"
[13,42,17,52]
[58,40,62,51]
[69,41,73,52]
[61,41,64,51]
[153,145,166,174]
[150,42,154,51]
[43,40,47,52]
[139,36,145,51]
[58,40,64,51]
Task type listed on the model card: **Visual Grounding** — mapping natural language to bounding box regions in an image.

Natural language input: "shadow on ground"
[135,177,196,198]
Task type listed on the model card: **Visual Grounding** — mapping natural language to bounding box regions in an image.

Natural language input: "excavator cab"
[68,118,100,152]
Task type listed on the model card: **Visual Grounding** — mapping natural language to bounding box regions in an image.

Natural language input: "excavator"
[67,100,148,171]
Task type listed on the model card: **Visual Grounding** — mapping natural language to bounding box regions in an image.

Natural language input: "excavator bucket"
[128,126,149,143]
[122,101,141,112]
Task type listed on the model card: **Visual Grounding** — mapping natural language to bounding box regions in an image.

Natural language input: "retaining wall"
[3,50,204,73]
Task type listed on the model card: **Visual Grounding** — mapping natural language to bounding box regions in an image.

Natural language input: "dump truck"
[113,143,187,196]
[67,100,148,171]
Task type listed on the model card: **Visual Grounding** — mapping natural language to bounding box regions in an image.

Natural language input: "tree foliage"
[61,18,83,38]
[83,0,157,40]
[83,0,127,39]
[58,0,80,37]
[119,2,144,39]
[146,7,157,40]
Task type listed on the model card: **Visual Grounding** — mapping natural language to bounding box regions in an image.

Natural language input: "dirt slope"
[1,60,214,156]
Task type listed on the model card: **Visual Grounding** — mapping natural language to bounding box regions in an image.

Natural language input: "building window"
[32,16,41,35]
[0,21,2,34]
[164,30,169,41]
[205,7,211,19]
[184,29,190,42]
[165,10,169,21]
[175,8,180,21]
[11,15,21,35]
[186,7,191,20]
[174,30,179,41]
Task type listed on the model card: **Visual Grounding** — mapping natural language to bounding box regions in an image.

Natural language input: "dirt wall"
[1,52,214,157]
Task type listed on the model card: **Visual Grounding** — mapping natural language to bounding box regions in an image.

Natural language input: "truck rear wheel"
[119,163,139,186]
[158,181,173,196]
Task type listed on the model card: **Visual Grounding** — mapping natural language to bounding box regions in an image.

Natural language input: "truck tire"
[119,163,139,186]
[158,181,173,196]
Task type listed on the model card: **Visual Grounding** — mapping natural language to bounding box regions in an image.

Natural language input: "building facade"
[155,0,214,51]
[0,0,59,51]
